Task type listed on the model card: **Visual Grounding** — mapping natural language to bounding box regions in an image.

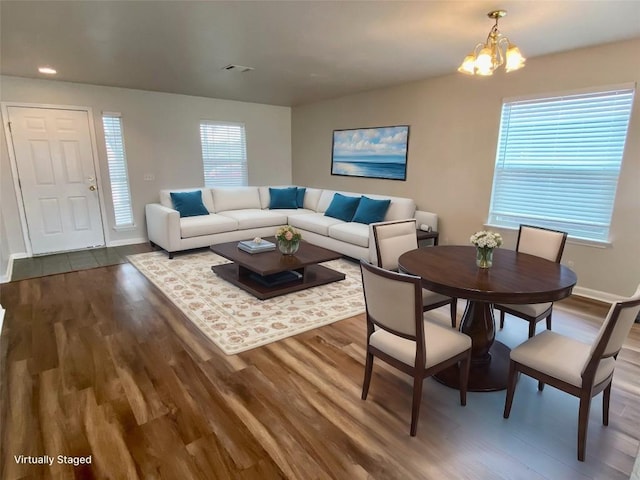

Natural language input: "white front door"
[7,106,105,254]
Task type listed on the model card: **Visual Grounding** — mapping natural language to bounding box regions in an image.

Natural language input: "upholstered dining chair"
[495,225,568,337]
[359,260,472,436]
[372,219,457,328]
[503,283,640,461]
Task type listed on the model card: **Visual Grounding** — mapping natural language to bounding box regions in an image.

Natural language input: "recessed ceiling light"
[38,67,57,75]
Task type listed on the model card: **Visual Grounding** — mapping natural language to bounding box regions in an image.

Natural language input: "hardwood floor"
[1,262,638,479]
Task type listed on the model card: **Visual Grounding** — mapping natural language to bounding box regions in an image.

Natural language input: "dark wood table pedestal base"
[434,300,510,392]
[434,341,510,392]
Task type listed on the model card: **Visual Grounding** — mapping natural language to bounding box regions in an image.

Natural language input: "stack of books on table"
[237,239,276,254]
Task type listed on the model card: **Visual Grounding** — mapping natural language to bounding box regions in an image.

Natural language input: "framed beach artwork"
[331,125,410,180]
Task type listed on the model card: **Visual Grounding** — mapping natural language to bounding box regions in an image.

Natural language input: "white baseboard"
[572,286,624,304]
[0,252,28,283]
[107,237,148,247]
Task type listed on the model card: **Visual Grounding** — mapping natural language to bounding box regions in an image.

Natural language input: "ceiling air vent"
[222,64,255,73]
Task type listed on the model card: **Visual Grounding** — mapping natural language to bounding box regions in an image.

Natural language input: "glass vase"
[278,239,300,255]
[476,247,494,268]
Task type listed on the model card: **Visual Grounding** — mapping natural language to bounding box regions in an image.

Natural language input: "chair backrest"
[587,284,640,366]
[360,260,423,340]
[372,219,418,271]
[516,225,568,263]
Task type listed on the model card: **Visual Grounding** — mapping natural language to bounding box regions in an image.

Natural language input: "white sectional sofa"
[145,186,437,261]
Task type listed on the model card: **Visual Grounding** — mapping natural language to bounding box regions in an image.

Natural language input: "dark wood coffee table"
[210,237,345,300]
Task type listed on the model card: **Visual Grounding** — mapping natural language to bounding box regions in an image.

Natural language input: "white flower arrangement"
[470,230,503,249]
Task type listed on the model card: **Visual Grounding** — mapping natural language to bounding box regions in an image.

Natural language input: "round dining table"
[398,245,577,391]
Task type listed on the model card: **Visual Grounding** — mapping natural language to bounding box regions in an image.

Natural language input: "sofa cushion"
[302,188,322,211]
[269,187,298,209]
[271,208,315,217]
[288,213,344,236]
[379,195,415,221]
[328,222,370,248]
[170,191,210,218]
[160,188,215,213]
[218,209,287,229]
[324,193,361,222]
[352,196,391,224]
[258,186,297,209]
[316,190,341,213]
[213,187,261,212]
[296,187,306,208]
[317,190,414,221]
[180,214,238,238]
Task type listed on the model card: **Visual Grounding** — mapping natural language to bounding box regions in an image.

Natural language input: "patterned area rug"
[127,251,365,355]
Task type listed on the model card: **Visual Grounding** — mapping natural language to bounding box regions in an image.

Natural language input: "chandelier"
[458,10,526,76]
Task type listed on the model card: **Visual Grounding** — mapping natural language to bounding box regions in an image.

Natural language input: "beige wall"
[0,76,292,262]
[292,39,640,297]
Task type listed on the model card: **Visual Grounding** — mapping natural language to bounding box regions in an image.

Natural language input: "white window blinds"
[199,122,247,187]
[488,86,635,242]
[102,113,134,227]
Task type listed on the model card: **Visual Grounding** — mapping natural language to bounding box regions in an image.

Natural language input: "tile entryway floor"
[11,243,154,281]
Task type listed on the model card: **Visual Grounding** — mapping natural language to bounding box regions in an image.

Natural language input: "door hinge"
[7,121,12,133]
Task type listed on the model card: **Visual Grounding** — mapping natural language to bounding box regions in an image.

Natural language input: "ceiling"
[2,1,639,107]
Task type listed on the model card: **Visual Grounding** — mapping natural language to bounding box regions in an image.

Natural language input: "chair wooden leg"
[361,351,374,400]
[603,382,612,426]
[459,352,471,406]
[503,361,518,418]
[450,299,457,329]
[528,321,536,338]
[577,394,592,462]
[546,311,553,331]
[499,310,505,329]
[410,375,424,436]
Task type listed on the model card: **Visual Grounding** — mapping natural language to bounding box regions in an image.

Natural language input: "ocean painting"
[331,126,409,180]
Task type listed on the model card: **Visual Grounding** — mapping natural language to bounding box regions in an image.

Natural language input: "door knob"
[89,185,97,191]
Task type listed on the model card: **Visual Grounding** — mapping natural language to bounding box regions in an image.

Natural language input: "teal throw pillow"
[170,191,209,218]
[324,193,361,222]
[296,187,306,208]
[352,196,391,224]
[269,187,298,209]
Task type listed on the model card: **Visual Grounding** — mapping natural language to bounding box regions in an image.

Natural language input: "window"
[200,121,247,187]
[102,113,134,227]
[488,86,635,243]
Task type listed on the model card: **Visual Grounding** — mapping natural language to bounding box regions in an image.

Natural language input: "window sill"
[113,224,137,233]
[484,224,612,249]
